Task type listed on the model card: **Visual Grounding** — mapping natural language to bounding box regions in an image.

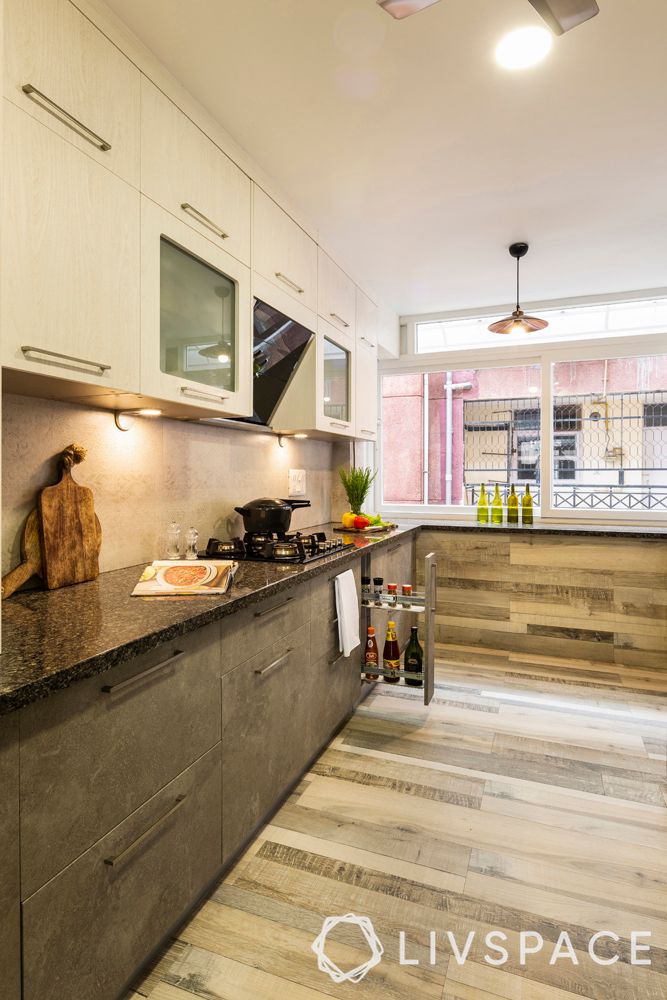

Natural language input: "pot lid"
[243,497,292,511]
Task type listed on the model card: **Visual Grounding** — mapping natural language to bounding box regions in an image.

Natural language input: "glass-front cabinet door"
[141,198,252,415]
[317,319,354,435]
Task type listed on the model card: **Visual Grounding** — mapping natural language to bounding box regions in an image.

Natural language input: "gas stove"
[203,530,354,564]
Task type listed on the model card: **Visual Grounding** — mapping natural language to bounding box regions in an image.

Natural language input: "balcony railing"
[467,482,667,511]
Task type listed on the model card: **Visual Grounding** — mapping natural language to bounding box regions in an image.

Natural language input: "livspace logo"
[311,914,652,984]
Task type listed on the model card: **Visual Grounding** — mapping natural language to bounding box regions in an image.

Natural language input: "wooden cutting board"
[38,444,102,590]
[1,510,43,599]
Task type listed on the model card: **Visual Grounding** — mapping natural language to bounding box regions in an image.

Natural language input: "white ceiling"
[104,0,667,316]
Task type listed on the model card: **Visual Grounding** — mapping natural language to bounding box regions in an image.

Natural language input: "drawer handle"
[180,203,229,240]
[180,385,230,403]
[275,272,304,295]
[21,345,111,376]
[255,648,293,678]
[103,795,186,868]
[329,420,348,429]
[21,84,112,151]
[328,652,345,666]
[101,651,185,695]
[254,596,293,618]
[329,312,350,329]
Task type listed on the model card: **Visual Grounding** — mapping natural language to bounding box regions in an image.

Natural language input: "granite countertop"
[0,523,417,715]
[410,519,667,539]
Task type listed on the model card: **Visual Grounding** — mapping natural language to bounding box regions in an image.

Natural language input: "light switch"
[288,469,306,497]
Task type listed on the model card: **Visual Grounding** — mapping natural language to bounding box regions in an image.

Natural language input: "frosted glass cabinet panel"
[323,337,350,423]
[160,238,236,393]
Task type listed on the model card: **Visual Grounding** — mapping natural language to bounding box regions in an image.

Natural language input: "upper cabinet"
[140,198,252,417]
[4,0,140,187]
[252,186,317,313]
[355,289,379,441]
[141,78,251,267]
[318,249,356,339]
[356,288,379,351]
[1,102,141,391]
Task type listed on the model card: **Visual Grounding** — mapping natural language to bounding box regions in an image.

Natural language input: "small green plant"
[339,466,377,514]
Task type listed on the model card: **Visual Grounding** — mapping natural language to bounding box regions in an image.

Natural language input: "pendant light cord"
[516,256,520,311]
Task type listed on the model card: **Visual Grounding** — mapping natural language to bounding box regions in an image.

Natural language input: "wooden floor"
[129,645,667,1000]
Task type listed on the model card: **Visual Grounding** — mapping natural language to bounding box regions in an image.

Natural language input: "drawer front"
[141,78,251,265]
[220,582,311,675]
[4,0,140,186]
[22,745,221,1000]
[20,623,222,897]
[252,186,318,312]
[222,622,310,863]
[310,562,361,662]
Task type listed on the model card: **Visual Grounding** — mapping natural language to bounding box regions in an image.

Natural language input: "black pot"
[234,497,311,535]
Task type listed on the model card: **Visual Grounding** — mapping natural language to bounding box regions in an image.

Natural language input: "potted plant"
[339,466,377,527]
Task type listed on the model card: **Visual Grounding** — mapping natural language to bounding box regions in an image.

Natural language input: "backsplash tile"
[2,394,334,575]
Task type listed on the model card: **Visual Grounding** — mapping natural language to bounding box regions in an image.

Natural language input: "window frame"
[377,330,667,525]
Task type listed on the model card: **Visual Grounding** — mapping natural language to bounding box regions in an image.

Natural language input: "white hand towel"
[334,569,360,658]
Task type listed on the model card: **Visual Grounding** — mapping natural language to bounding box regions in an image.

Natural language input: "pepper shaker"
[166,520,181,560]
[184,526,199,561]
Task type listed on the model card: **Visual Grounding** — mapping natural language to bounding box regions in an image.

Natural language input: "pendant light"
[488,243,548,335]
[198,285,232,363]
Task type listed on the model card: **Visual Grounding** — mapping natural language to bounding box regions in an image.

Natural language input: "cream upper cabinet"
[317,249,356,339]
[141,78,251,266]
[140,198,252,417]
[252,186,317,312]
[355,288,378,440]
[1,103,140,391]
[4,0,140,186]
[318,319,355,436]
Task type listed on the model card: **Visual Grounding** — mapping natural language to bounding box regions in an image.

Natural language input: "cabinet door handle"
[255,648,293,678]
[275,272,304,295]
[328,651,346,666]
[180,203,229,240]
[329,312,350,329]
[329,420,348,429]
[22,84,112,151]
[103,795,186,868]
[254,596,293,618]
[21,345,111,376]
[359,336,376,347]
[101,651,185,695]
[180,386,230,403]
[386,544,400,554]
[359,428,375,436]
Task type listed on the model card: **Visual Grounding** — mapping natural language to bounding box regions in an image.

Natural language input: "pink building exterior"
[382,356,667,505]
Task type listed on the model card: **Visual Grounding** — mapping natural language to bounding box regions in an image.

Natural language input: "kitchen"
[0,1,666,998]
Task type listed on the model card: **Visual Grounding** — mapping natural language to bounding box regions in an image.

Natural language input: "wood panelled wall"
[416,530,667,668]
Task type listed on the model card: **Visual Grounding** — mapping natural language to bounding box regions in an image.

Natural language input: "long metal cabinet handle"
[329,312,350,329]
[180,386,230,402]
[328,652,345,666]
[360,428,375,436]
[101,651,186,695]
[329,420,348,429]
[180,203,229,240]
[359,335,376,347]
[22,84,112,151]
[254,596,293,618]
[103,795,186,868]
[255,649,293,678]
[21,345,111,376]
[275,272,304,294]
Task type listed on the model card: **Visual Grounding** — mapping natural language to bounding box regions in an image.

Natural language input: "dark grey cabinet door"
[20,623,222,896]
[0,715,20,1000]
[22,744,222,1000]
[222,622,311,864]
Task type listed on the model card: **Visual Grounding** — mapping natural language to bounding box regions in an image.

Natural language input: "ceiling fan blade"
[376,0,442,19]
[527,0,599,35]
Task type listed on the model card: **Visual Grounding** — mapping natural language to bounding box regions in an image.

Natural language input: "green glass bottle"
[522,484,534,525]
[477,484,489,524]
[507,484,519,524]
[404,625,424,688]
[491,484,503,524]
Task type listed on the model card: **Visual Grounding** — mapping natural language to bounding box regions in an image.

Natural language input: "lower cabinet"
[22,744,222,1000]
[0,715,20,1000]
[222,621,312,864]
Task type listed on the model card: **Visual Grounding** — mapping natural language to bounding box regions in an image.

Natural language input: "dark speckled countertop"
[0,523,416,715]
[414,519,667,539]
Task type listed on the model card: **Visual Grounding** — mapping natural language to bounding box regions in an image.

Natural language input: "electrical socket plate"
[288,469,306,497]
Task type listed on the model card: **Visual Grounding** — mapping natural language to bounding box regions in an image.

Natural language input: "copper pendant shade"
[488,243,549,335]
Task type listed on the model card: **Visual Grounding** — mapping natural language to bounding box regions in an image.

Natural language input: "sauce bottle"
[364,626,380,681]
[383,621,401,684]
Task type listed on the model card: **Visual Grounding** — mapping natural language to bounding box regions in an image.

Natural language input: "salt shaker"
[166,520,181,560]
[184,526,199,561]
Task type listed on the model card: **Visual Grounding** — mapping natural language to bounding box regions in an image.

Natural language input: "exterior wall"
[417,529,667,669]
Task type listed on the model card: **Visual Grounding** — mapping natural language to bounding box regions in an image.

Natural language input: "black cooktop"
[202,530,355,564]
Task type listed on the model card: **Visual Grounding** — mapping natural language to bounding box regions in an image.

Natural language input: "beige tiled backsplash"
[2,393,337,575]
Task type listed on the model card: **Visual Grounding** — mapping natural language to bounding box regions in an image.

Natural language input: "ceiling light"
[488,243,548,335]
[495,26,552,70]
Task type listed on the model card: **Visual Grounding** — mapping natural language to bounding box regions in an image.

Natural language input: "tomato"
[354,515,371,529]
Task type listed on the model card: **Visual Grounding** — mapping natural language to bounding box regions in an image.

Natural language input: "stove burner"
[203,530,351,564]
